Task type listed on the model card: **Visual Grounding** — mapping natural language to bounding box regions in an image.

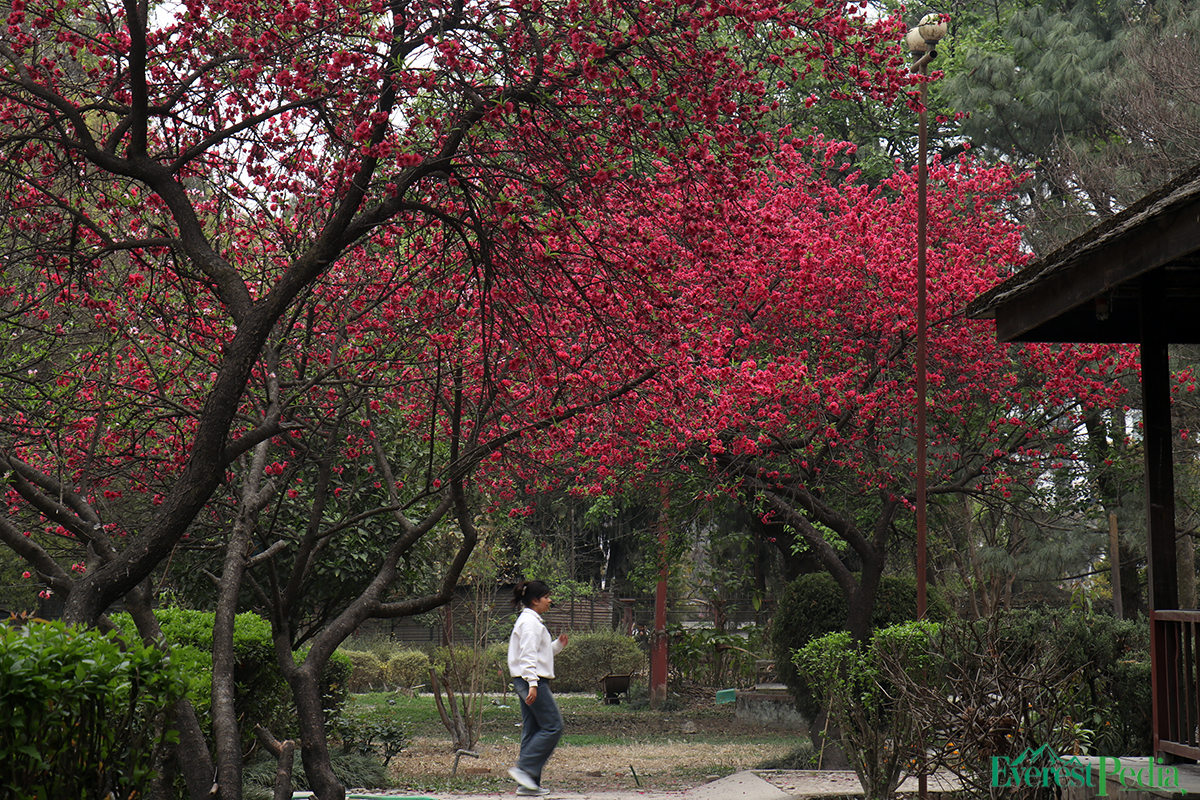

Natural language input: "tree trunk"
[214,442,276,800]
[1179,532,1197,609]
[254,725,297,800]
[212,526,252,800]
[122,581,216,800]
[430,667,473,751]
[1119,539,1144,615]
[291,665,344,800]
[844,556,884,643]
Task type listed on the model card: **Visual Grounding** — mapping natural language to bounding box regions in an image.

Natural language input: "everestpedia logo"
[991,745,1187,795]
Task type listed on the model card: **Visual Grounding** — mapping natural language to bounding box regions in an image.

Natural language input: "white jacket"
[508,607,564,686]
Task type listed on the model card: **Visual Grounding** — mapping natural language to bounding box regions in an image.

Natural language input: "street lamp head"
[906,13,948,54]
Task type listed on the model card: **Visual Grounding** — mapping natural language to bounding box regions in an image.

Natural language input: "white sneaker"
[516,787,550,796]
[508,767,539,791]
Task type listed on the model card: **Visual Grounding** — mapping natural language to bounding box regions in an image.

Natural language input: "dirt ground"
[388,736,795,793]
[385,697,799,794]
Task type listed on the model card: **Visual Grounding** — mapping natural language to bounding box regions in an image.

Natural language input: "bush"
[484,641,510,692]
[328,704,410,768]
[317,648,353,715]
[874,612,1131,799]
[343,650,387,692]
[0,620,188,800]
[341,642,432,693]
[669,625,765,688]
[770,573,950,714]
[114,608,292,745]
[384,649,431,691]
[551,629,644,692]
[984,608,1150,754]
[114,608,351,745]
[431,645,493,691]
[364,636,400,661]
[795,621,940,800]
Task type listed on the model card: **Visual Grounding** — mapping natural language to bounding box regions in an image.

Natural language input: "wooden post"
[1142,269,1178,758]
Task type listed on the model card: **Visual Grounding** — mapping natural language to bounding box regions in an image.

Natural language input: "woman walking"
[508,580,569,797]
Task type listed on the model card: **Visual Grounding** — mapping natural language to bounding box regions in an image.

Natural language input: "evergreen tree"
[941,0,1136,250]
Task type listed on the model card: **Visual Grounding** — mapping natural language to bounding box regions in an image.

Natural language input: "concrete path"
[340,768,962,799]
[419,770,792,799]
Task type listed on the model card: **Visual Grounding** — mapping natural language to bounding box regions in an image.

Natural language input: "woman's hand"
[525,685,538,705]
[558,634,569,647]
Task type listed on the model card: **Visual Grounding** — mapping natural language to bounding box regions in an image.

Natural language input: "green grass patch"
[555,731,797,748]
[347,689,552,738]
[347,691,629,735]
[755,741,819,770]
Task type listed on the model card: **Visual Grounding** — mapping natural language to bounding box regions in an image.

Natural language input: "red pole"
[650,492,669,708]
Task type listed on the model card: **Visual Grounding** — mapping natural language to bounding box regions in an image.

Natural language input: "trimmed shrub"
[340,639,432,693]
[364,636,399,661]
[484,641,510,692]
[384,649,431,691]
[431,645,495,692]
[343,650,386,692]
[551,629,644,692]
[771,573,951,715]
[0,620,188,800]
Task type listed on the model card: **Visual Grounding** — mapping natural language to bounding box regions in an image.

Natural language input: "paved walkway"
[383,771,795,799]
[339,769,957,799]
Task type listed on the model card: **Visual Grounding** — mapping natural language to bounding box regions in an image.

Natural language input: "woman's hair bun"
[512,579,550,608]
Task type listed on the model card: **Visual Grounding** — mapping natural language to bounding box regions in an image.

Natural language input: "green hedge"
[114,608,290,745]
[0,620,188,800]
[114,608,351,744]
[343,650,386,692]
[771,573,951,715]
[431,644,508,694]
[341,646,431,693]
[385,648,432,690]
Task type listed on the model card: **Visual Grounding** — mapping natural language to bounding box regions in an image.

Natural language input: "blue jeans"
[513,677,563,783]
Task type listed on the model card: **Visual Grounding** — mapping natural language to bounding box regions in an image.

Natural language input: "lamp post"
[907,9,945,628]
[908,14,946,800]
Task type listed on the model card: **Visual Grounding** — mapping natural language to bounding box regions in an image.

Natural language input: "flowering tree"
[0,0,915,797]
[516,142,1138,641]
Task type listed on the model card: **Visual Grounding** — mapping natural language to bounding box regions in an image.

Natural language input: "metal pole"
[911,46,935,800]
[913,49,933,625]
